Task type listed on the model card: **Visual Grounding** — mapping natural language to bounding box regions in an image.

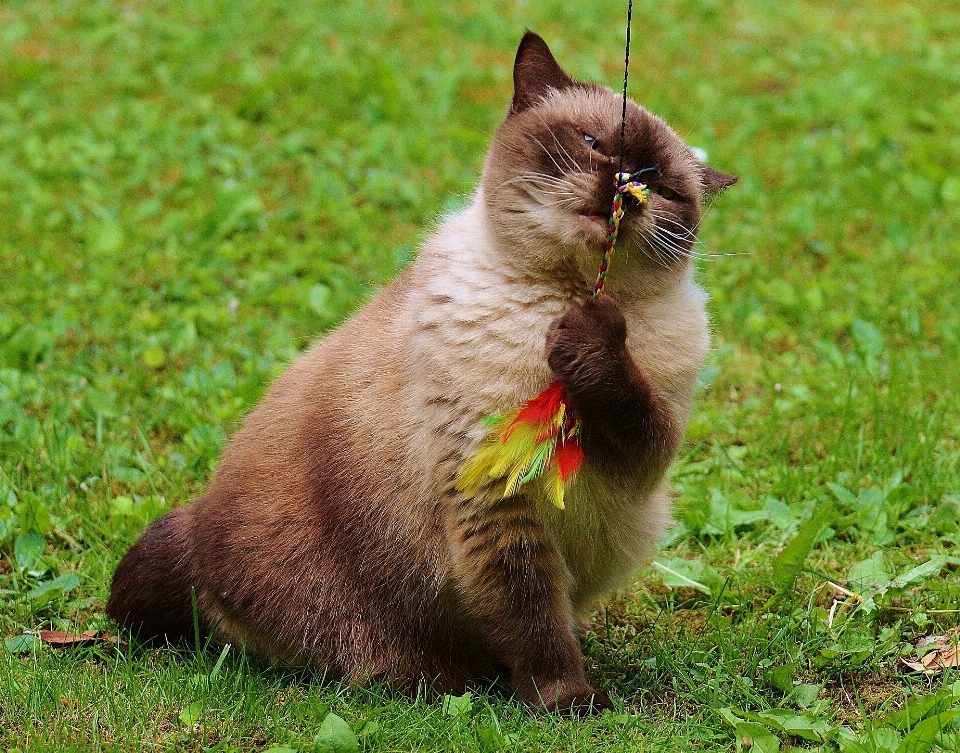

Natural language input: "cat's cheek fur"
[107,31,727,714]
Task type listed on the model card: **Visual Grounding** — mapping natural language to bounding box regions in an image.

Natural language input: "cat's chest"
[413,276,563,417]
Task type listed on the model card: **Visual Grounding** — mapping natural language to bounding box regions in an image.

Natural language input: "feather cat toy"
[456,173,652,508]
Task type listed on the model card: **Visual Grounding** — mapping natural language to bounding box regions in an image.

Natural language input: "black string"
[618,0,634,178]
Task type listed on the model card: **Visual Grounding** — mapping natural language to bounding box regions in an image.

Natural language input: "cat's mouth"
[577,211,611,238]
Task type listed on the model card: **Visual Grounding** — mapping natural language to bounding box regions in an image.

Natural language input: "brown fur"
[108,31,736,714]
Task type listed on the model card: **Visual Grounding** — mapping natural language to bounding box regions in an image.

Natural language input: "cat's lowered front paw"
[552,688,613,716]
[545,297,628,382]
[513,674,613,716]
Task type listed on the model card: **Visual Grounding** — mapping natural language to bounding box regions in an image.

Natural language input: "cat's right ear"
[509,32,575,116]
[700,165,739,197]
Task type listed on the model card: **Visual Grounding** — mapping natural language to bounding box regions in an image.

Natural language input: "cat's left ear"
[509,31,575,116]
[700,165,738,196]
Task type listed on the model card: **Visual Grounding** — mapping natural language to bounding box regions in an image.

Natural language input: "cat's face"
[482,33,736,283]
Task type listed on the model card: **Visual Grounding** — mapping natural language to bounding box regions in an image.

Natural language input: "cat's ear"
[509,32,575,116]
[700,165,738,196]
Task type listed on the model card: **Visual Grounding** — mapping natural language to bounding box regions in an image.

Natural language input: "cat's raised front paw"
[545,297,628,380]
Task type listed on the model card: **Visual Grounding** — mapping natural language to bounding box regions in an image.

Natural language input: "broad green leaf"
[841,727,901,753]
[887,556,947,593]
[698,363,721,388]
[853,489,891,544]
[764,497,799,530]
[652,557,723,597]
[936,734,959,751]
[477,724,509,751]
[791,684,823,709]
[602,713,642,728]
[354,720,379,739]
[4,634,39,653]
[442,692,473,718]
[142,345,166,369]
[735,722,780,753]
[763,664,795,695]
[307,284,331,316]
[827,483,858,508]
[700,488,770,536]
[15,497,54,535]
[726,704,836,743]
[179,701,204,726]
[109,496,134,517]
[848,552,891,589]
[720,707,744,728]
[841,628,876,654]
[14,530,44,571]
[940,176,960,205]
[753,708,834,742]
[851,318,884,357]
[262,747,298,753]
[897,710,960,753]
[313,712,359,753]
[26,573,80,607]
[868,728,902,752]
[772,502,836,591]
[882,690,959,730]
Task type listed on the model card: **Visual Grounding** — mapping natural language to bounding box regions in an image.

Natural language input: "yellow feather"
[489,422,539,479]
[548,468,566,510]
[504,438,547,497]
[552,403,566,433]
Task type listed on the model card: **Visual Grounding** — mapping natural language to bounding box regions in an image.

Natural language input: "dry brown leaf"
[37,629,102,646]
[900,627,960,674]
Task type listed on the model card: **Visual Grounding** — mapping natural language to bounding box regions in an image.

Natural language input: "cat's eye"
[651,184,682,202]
[583,133,603,153]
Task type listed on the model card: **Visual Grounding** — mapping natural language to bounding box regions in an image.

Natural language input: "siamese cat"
[108,31,736,713]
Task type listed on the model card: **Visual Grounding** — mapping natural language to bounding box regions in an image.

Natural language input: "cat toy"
[456,2,646,510]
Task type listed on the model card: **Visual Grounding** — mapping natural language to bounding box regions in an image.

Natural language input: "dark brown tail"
[107,507,199,644]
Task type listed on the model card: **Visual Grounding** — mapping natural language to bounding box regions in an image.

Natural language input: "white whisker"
[529,135,568,177]
[532,110,583,173]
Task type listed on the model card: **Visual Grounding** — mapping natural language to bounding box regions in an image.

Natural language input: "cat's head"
[481,32,736,287]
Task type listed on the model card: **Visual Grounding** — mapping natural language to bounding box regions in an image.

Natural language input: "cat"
[107,31,736,714]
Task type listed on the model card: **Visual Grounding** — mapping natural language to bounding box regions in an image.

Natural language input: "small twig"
[828,599,840,628]
[881,606,960,614]
[53,528,84,553]
[826,581,861,601]
[822,580,960,615]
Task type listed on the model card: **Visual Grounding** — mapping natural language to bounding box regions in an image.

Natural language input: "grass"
[2,0,959,750]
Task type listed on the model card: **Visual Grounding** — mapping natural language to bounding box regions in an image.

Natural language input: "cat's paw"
[545,297,627,381]
[514,675,613,716]
[553,687,614,716]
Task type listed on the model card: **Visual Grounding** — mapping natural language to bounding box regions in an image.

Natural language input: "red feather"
[553,437,584,481]
[505,381,568,437]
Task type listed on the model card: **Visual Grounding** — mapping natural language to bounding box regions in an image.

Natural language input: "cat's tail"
[107,506,199,644]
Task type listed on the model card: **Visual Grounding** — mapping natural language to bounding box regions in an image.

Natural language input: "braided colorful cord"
[593,172,650,297]
[456,172,649,509]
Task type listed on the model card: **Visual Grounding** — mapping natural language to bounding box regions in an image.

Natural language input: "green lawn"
[2,0,959,751]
